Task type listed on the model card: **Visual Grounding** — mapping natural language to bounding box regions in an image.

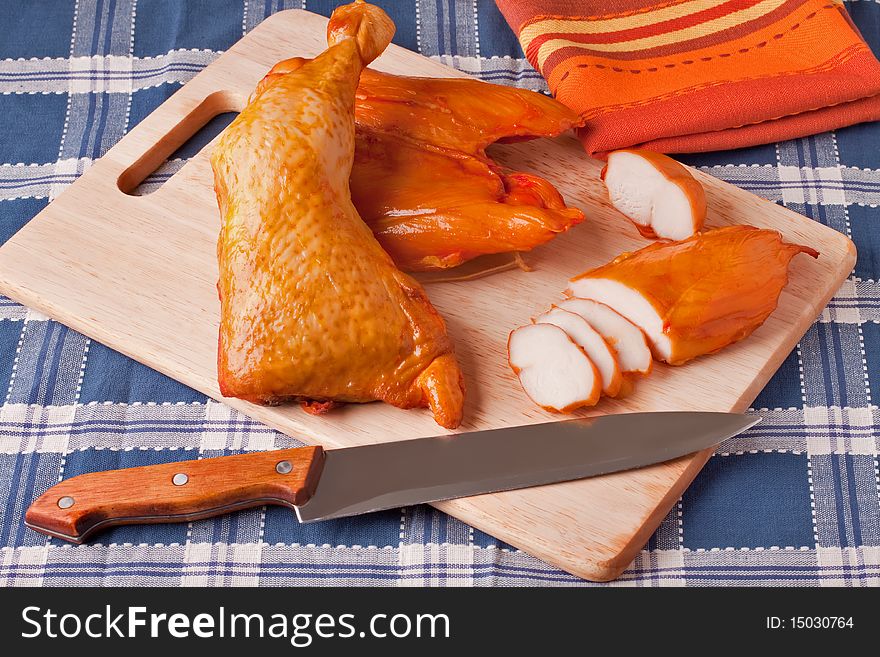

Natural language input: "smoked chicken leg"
[211,1,465,428]
[257,58,586,271]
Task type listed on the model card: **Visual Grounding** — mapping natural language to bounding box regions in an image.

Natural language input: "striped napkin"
[495,0,880,156]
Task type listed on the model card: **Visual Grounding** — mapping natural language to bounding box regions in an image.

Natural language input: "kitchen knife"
[25,411,758,543]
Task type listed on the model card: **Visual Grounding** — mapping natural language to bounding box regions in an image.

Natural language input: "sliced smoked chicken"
[557,298,652,376]
[534,308,622,397]
[508,323,601,412]
[212,1,465,428]
[257,58,585,271]
[602,150,706,241]
[568,226,818,365]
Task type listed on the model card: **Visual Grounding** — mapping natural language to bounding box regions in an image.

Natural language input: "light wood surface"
[0,10,855,581]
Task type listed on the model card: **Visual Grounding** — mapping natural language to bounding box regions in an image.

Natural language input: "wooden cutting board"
[0,10,855,581]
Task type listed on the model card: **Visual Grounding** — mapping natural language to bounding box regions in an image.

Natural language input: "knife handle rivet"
[276,460,293,475]
[172,473,189,486]
[57,496,75,509]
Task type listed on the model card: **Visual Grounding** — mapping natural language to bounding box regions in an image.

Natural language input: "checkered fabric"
[0,0,878,587]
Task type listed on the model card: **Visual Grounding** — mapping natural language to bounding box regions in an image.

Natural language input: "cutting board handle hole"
[117,90,242,196]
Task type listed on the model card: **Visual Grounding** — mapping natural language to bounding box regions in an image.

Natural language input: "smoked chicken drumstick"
[211,1,465,428]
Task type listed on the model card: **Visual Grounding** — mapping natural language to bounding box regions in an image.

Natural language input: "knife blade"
[25,411,758,543]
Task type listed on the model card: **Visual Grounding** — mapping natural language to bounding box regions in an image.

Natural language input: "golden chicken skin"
[211,1,465,428]
[569,226,819,365]
[257,59,586,271]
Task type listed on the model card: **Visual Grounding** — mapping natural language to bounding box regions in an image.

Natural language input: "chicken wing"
[257,58,585,271]
[212,1,465,428]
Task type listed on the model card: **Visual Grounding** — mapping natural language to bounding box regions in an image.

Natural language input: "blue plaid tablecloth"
[0,0,878,587]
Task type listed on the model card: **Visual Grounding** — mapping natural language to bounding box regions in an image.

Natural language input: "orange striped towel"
[496,0,880,156]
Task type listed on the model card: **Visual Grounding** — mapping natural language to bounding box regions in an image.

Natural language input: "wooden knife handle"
[24,446,325,543]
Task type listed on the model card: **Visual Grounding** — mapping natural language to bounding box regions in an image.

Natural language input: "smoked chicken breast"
[256,58,585,271]
[211,1,465,428]
[569,226,819,365]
